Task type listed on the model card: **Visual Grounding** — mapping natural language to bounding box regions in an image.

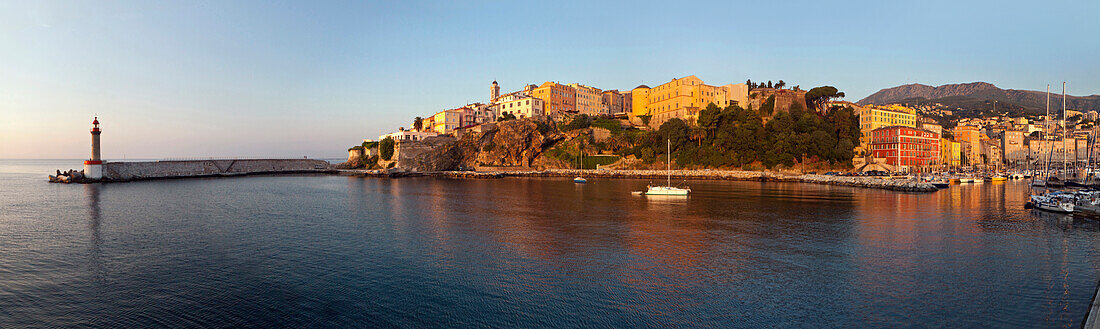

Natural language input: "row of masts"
[1033,82,1098,185]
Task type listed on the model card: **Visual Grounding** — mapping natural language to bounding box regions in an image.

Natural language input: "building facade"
[380,128,439,142]
[951,125,981,166]
[858,104,917,151]
[432,110,463,134]
[601,90,631,116]
[492,94,545,119]
[869,126,941,171]
[530,82,576,117]
[941,138,961,168]
[1002,130,1026,165]
[629,75,748,128]
[747,88,807,116]
[569,83,607,116]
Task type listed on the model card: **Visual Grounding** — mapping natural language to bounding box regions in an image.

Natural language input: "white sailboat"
[644,140,690,196]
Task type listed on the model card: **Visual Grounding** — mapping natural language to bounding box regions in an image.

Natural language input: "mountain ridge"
[858,82,1100,114]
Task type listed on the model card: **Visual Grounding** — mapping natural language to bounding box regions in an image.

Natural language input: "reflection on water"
[85,184,105,282]
[2,161,1100,328]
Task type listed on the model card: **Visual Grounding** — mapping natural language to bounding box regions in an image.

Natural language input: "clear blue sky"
[2,0,1097,159]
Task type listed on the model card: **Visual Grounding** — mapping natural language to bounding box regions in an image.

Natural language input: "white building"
[492,94,545,119]
[379,128,438,142]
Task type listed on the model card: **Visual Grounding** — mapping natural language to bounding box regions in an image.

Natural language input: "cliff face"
[391,119,565,172]
[396,136,463,172]
[464,119,562,168]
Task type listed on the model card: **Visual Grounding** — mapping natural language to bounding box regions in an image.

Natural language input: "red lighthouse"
[84,117,103,179]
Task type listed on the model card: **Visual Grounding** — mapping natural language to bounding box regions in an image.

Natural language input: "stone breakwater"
[798,174,937,192]
[51,159,334,183]
[340,169,938,192]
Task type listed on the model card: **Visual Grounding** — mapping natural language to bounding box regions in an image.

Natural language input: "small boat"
[573,177,587,183]
[1032,179,1047,187]
[641,139,690,196]
[1031,192,1075,213]
[645,185,691,196]
[932,180,950,188]
[1065,181,1088,188]
[1073,191,1100,217]
[991,176,1007,182]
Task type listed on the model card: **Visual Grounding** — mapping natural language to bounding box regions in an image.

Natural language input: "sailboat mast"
[667,139,671,187]
[1045,84,1050,178]
[1062,82,1067,180]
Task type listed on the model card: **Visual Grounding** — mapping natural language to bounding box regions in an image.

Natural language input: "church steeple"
[490,80,500,102]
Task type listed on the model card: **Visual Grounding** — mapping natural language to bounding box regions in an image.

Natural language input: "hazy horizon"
[3,0,1098,159]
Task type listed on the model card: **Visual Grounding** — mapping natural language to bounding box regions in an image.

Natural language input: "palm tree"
[413,117,423,131]
[690,126,707,147]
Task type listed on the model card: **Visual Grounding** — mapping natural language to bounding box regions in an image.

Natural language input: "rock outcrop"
[463,119,562,168]
[396,136,463,172]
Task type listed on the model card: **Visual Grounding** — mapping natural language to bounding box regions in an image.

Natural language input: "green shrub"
[582,155,620,169]
[591,118,622,134]
[535,121,550,135]
[380,137,395,160]
[563,114,592,131]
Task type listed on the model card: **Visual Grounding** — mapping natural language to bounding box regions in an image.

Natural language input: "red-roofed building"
[870,126,941,171]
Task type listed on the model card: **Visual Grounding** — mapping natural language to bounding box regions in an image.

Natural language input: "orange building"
[530,82,576,117]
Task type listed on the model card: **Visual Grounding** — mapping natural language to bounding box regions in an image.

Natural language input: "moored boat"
[1031,192,1074,213]
[640,139,689,196]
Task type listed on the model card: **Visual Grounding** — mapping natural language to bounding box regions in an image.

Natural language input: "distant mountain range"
[858,82,1100,116]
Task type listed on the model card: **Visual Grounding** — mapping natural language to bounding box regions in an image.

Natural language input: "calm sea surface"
[3,159,1100,328]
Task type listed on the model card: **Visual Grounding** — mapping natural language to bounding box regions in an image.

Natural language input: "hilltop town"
[345,76,1097,174]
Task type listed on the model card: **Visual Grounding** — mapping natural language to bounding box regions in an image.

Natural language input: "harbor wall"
[101,159,332,181]
[338,168,939,192]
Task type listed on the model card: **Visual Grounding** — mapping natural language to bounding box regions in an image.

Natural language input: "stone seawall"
[497,169,936,192]
[100,159,333,182]
[340,168,938,192]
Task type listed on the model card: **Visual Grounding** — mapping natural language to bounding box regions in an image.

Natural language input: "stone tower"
[83,117,103,179]
[490,80,500,102]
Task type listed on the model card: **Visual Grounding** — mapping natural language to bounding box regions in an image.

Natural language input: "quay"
[52,159,335,183]
[49,117,333,183]
[1085,280,1100,329]
[338,169,938,192]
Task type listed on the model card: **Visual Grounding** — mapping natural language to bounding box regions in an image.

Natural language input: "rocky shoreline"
[338,169,939,192]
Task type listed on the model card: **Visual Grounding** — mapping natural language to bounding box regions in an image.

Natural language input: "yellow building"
[941,138,961,168]
[858,104,917,151]
[629,75,748,128]
[432,110,463,134]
